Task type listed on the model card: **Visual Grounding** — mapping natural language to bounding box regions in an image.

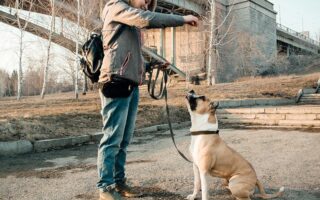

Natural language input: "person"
[97,0,198,199]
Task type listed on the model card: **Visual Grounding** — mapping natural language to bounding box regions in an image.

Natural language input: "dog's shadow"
[73,187,320,200]
[134,186,186,199]
[209,187,320,200]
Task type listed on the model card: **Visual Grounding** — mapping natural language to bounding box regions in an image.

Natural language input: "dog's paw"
[186,194,196,200]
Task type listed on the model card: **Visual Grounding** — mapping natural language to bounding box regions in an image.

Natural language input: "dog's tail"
[254,180,284,199]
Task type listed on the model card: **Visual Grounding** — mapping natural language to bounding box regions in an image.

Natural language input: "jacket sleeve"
[110,1,185,29]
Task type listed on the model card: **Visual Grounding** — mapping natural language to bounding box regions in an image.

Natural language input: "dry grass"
[0,72,319,141]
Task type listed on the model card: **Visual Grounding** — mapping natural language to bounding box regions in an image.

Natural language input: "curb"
[0,121,191,156]
[33,135,91,153]
[218,98,295,108]
[0,140,33,156]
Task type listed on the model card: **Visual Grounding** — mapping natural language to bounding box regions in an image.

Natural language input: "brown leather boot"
[99,188,124,200]
[115,181,142,198]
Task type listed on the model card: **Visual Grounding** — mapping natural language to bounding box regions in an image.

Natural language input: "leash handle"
[147,67,165,100]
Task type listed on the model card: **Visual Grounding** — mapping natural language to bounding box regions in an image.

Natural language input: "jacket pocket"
[119,52,131,76]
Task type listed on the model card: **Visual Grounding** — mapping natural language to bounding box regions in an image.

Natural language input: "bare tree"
[207,0,216,85]
[0,69,10,97]
[15,0,34,100]
[204,0,235,85]
[74,0,81,99]
[60,56,77,86]
[316,29,320,44]
[23,63,42,96]
[10,70,18,96]
[40,0,55,99]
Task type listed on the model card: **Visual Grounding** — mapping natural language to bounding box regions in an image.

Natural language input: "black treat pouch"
[101,76,137,98]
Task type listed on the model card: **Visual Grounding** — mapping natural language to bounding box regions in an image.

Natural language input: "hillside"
[0,72,319,142]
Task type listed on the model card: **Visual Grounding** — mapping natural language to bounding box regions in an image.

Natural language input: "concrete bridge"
[277,23,320,55]
[1,0,319,55]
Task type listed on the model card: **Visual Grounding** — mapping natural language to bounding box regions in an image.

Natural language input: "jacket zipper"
[120,52,131,76]
[139,30,144,85]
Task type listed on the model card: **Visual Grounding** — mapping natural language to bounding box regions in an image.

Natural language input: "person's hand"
[159,62,170,70]
[149,60,170,70]
[183,15,199,27]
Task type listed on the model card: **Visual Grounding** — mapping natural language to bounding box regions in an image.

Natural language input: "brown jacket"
[99,0,185,85]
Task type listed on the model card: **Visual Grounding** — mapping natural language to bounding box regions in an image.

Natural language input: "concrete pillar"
[61,17,64,35]
[160,28,165,57]
[171,27,176,65]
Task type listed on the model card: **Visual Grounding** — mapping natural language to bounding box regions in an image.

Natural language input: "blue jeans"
[97,87,139,190]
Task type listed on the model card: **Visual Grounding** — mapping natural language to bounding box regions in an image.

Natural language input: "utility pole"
[278,5,281,25]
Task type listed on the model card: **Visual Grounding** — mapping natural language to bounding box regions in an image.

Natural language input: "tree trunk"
[15,0,33,100]
[40,0,54,99]
[17,29,23,100]
[207,0,217,86]
[82,75,88,95]
[74,0,80,99]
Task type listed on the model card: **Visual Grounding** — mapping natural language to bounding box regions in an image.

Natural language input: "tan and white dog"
[185,90,284,200]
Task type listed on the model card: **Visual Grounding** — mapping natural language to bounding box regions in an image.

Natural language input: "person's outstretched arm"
[103,1,198,29]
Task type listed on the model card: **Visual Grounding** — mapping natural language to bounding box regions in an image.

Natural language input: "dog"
[185,90,284,200]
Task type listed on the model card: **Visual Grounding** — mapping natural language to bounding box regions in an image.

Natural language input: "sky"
[268,0,320,40]
[0,1,320,74]
[0,22,75,77]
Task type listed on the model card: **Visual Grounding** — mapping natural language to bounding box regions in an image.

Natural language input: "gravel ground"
[0,128,320,200]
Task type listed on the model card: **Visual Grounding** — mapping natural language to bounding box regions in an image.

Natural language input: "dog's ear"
[210,101,219,110]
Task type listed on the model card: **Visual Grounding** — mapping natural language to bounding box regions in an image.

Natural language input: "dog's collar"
[190,130,219,136]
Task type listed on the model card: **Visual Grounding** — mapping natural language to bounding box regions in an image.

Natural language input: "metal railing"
[296,78,320,103]
[277,23,320,47]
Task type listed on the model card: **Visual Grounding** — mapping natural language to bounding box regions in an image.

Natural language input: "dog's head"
[186,90,219,115]
[186,90,219,131]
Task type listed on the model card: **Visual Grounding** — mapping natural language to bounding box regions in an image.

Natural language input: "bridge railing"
[277,23,320,47]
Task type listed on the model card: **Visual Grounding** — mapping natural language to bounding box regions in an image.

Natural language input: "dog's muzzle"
[186,90,206,111]
[186,90,204,101]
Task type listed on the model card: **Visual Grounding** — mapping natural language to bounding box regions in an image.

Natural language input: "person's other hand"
[183,15,199,27]
[159,62,170,70]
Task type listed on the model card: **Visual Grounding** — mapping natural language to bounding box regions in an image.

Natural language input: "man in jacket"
[98,0,198,199]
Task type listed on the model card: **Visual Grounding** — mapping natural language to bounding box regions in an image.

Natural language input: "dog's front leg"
[187,164,201,200]
[200,171,210,200]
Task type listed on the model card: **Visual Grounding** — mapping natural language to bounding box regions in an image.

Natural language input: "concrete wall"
[216,0,277,82]
[142,0,277,83]
[143,25,206,77]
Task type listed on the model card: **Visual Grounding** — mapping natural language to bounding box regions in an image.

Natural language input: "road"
[1,128,320,200]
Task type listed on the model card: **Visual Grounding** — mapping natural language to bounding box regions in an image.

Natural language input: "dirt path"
[0,128,319,200]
